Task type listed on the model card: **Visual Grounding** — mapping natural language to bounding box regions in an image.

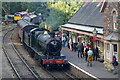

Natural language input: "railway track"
[1,24,16,32]
[43,67,77,80]
[2,27,40,80]
[12,27,77,80]
[4,26,78,80]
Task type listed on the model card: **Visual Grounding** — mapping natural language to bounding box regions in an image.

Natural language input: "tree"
[46,1,83,31]
[2,1,83,32]
[39,22,45,28]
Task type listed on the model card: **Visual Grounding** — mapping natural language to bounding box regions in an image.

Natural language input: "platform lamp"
[93,28,98,37]
[92,28,98,48]
[59,26,62,38]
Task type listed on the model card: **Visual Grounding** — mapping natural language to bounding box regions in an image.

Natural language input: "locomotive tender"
[17,19,68,69]
[21,14,42,26]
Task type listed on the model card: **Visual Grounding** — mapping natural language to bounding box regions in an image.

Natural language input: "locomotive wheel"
[64,64,70,70]
[34,53,38,61]
[46,64,50,70]
[30,52,34,58]
[45,61,51,70]
[29,49,34,58]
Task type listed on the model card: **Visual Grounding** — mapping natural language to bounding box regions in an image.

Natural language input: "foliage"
[46,1,83,31]
[39,22,45,28]
[83,36,89,44]
[2,1,83,31]
[71,32,77,36]
[47,26,51,32]
[2,2,23,16]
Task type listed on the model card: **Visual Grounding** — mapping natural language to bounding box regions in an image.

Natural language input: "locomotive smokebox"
[37,32,62,56]
[47,39,62,56]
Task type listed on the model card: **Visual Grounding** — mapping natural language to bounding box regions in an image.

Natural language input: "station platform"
[61,47,118,79]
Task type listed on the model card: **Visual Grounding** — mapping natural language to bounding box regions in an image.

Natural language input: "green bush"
[39,22,45,28]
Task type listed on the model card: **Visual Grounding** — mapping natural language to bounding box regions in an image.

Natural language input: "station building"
[60,2,104,60]
[101,1,120,71]
[60,1,120,71]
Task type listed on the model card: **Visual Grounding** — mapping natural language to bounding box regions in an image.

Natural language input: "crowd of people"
[61,35,118,74]
[62,36,100,67]
[76,41,99,67]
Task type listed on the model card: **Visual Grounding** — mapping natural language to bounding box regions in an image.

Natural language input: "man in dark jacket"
[77,42,84,58]
[93,45,99,61]
[80,42,84,58]
[85,45,89,61]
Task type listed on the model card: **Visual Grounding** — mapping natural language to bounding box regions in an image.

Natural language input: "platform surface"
[61,47,118,79]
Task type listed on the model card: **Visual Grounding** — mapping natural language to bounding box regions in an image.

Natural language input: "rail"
[2,27,40,80]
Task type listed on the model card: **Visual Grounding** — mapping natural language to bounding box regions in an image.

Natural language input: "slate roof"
[68,2,104,28]
[104,32,120,41]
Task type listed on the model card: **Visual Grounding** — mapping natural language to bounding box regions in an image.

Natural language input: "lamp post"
[93,28,98,37]
[59,26,62,38]
[92,28,98,49]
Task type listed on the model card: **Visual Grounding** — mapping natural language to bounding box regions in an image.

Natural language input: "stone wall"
[118,2,120,39]
[104,2,119,37]
[104,2,120,72]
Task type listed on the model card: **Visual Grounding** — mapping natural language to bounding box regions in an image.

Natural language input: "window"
[113,11,117,29]
[106,43,110,59]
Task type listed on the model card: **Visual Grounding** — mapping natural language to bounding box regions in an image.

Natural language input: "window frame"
[113,11,117,29]
[112,44,118,61]
[106,43,110,59]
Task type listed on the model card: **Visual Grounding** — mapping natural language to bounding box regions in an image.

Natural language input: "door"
[113,44,118,61]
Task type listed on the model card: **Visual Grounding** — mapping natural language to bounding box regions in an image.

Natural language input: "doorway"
[113,44,118,61]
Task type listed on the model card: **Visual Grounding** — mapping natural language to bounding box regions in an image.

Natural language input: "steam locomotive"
[17,18,69,69]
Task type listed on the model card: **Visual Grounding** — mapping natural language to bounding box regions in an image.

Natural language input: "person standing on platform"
[62,36,66,47]
[87,48,93,67]
[71,40,74,51]
[66,36,69,48]
[93,45,99,61]
[83,42,85,47]
[80,42,84,58]
[69,37,73,50]
[85,45,89,62]
[112,56,118,74]
[77,42,81,58]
